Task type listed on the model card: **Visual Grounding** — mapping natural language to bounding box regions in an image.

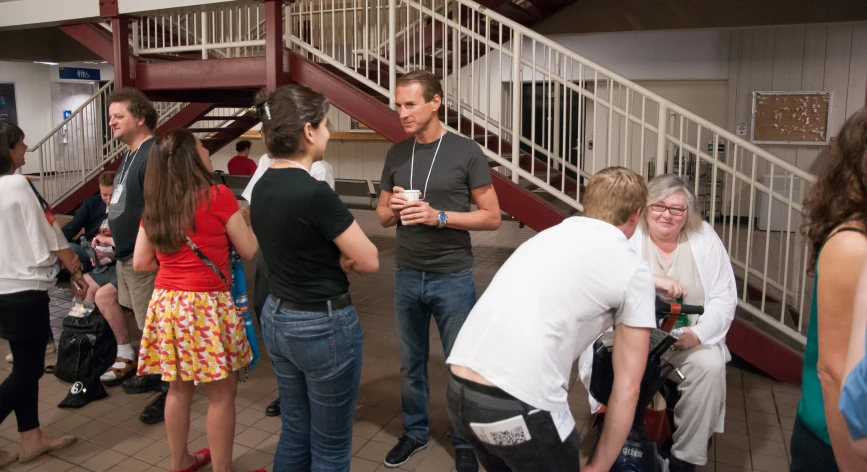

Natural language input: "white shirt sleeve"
[14,177,68,263]
[241,154,274,203]
[311,160,335,190]
[690,225,737,346]
[615,261,657,329]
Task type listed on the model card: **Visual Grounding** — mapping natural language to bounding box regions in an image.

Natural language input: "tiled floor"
[0,210,797,472]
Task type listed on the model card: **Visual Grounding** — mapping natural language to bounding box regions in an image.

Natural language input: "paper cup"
[401,190,422,224]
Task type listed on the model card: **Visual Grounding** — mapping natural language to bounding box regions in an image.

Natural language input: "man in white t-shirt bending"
[446,166,656,472]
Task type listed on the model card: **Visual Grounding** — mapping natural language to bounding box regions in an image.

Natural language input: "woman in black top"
[249,85,379,472]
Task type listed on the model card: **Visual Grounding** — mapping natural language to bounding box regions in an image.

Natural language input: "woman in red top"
[133,129,259,472]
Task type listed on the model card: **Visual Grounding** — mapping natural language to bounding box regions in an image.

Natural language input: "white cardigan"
[578,220,737,422]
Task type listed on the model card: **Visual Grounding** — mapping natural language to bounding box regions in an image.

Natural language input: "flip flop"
[0,450,18,467]
[171,448,211,472]
[19,435,76,463]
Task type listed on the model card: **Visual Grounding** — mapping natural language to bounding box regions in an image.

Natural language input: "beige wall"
[728,22,867,174]
[210,106,392,182]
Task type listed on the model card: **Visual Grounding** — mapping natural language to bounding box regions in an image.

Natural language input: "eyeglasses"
[649,203,686,216]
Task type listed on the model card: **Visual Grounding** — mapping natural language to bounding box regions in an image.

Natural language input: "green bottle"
[674,297,690,328]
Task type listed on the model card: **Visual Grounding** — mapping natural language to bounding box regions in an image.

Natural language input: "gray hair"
[642,174,703,234]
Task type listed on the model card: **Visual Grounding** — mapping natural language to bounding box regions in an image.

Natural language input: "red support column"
[265,0,289,90]
[112,16,132,89]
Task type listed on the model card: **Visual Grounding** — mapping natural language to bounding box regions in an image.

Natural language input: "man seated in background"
[61,171,115,273]
[241,148,335,418]
[79,182,136,386]
[228,139,257,175]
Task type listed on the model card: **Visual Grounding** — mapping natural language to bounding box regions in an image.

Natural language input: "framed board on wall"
[751,91,831,145]
[349,117,375,132]
[0,82,18,125]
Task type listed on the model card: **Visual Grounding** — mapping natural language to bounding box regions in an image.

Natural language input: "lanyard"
[409,129,445,198]
[285,160,310,174]
[653,238,680,278]
[118,138,152,186]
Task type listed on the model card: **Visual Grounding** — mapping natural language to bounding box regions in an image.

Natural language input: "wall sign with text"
[0,83,18,125]
[59,67,101,81]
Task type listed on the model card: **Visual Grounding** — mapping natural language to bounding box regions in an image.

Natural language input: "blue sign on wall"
[64,110,72,120]
[59,67,101,81]
[0,83,17,125]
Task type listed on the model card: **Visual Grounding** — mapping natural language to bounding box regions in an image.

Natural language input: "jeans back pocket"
[284,324,337,377]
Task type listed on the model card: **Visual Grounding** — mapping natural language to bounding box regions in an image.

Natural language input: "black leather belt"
[277,292,352,313]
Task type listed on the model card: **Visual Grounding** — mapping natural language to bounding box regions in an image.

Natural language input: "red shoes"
[171,449,211,472]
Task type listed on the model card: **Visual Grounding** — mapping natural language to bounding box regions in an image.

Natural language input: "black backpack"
[55,308,117,408]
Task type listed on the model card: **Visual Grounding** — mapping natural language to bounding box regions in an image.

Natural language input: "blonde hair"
[583,167,647,226]
[642,174,702,234]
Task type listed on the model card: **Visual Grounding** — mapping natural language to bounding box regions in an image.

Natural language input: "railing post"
[656,103,668,178]
[388,0,397,109]
[511,32,522,184]
[38,147,45,196]
[201,11,209,59]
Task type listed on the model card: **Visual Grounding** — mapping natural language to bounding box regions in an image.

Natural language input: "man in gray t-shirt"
[377,70,501,472]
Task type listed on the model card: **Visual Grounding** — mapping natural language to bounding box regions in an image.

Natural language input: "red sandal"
[171,448,211,472]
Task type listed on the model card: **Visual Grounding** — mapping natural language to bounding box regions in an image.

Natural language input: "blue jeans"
[261,295,364,472]
[394,264,477,449]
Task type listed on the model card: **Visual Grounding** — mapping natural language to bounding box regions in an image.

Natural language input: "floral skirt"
[138,289,252,384]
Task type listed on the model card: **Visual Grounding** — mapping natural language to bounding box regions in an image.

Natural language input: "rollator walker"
[588,297,704,472]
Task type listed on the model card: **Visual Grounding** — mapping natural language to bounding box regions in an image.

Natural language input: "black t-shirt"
[108,137,155,262]
[250,167,355,304]
[380,132,492,273]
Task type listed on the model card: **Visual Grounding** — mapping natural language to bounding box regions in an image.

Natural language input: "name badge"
[111,184,123,204]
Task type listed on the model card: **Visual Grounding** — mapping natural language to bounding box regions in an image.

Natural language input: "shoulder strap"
[184,236,231,291]
[24,178,56,225]
[827,226,867,242]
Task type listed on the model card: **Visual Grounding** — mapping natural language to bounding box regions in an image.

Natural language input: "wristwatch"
[436,210,448,229]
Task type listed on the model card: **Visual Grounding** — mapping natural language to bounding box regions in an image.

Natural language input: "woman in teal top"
[792,107,867,472]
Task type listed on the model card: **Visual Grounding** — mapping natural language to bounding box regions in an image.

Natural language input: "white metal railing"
[26,81,186,207]
[130,0,817,346]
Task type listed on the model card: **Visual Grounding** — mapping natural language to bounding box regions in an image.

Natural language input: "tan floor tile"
[111,434,156,456]
[772,391,801,406]
[778,415,795,431]
[250,415,282,434]
[111,456,153,472]
[714,445,752,469]
[2,453,54,472]
[236,407,267,427]
[716,432,750,451]
[235,427,273,449]
[746,411,780,428]
[413,454,454,472]
[89,426,136,449]
[25,457,74,472]
[254,434,279,455]
[723,419,748,436]
[725,407,746,422]
[354,420,385,440]
[351,456,382,472]
[715,464,752,472]
[234,449,273,470]
[751,451,789,472]
[51,439,102,464]
[744,388,774,402]
[48,414,92,434]
[79,448,127,472]
[745,399,777,414]
[355,440,393,463]
[76,400,119,419]
[750,436,788,459]
[133,439,171,465]
[748,423,785,443]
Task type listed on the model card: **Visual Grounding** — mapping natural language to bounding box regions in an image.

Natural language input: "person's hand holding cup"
[400,189,423,225]
[390,186,409,218]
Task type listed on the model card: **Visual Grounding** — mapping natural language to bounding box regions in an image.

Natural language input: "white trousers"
[664,342,727,465]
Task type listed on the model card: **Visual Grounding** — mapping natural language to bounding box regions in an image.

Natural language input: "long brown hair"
[804,107,867,269]
[142,129,214,253]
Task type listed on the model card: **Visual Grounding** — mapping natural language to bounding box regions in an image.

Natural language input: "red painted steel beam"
[288,51,408,141]
[99,0,119,18]
[265,0,289,90]
[136,58,267,91]
[112,17,132,88]
[155,103,216,133]
[726,316,803,384]
[60,24,114,64]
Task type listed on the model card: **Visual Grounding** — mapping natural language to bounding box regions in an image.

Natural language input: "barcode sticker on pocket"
[470,415,532,446]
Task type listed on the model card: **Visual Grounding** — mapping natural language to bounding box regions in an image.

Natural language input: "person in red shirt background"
[227,140,257,175]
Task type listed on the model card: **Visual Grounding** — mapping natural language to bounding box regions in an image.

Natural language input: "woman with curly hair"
[791,107,867,472]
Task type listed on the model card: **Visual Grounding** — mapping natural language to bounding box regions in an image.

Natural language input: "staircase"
[45,0,813,383]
